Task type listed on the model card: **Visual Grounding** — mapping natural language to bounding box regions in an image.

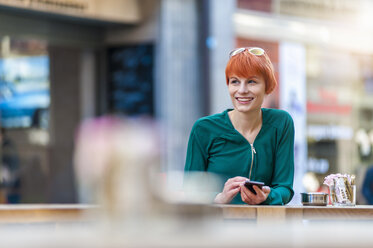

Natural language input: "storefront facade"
[235,0,373,203]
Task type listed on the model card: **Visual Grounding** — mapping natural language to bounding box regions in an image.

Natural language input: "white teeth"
[237,97,253,101]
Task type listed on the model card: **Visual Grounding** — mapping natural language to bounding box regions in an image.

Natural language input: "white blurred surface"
[1,219,373,248]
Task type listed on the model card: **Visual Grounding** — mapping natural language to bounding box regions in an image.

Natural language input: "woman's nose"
[238,82,249,93]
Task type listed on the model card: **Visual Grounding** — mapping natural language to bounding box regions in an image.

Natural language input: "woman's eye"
[248,80,256,84]
[230,80,239,84]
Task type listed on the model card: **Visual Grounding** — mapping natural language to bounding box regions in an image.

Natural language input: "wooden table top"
[214,204,373,223]
[0,204,373,224]
[0,204,372,247]
[0,204,97,223]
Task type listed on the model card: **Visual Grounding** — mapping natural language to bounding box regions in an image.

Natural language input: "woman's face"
[228,74,266,113]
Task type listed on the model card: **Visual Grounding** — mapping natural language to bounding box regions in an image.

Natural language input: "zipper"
[248,143,256,180]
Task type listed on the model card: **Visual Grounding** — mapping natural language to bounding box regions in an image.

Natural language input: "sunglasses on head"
[229,47,265,59]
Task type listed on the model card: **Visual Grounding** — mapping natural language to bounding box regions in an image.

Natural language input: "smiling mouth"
[236,97,254,104]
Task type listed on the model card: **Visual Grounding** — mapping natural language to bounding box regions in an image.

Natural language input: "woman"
[184,47,294,205]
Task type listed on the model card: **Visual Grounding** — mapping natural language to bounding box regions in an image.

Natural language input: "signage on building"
[0,0,141,24]
[275,0,361,21]
[0,0,88,13]
[279,42,307,203]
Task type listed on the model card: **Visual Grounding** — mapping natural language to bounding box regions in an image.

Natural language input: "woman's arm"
[262,113,295,205]
[184,124,208,172]
[184,122,243,204]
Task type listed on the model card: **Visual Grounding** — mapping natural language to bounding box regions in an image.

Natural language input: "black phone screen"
[244,180,265,195]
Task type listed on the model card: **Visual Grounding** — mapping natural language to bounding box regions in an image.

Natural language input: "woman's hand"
[214,176,247,204]
[240,184,271,205]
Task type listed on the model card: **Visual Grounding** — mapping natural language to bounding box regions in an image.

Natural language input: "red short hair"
[225,49,277,94]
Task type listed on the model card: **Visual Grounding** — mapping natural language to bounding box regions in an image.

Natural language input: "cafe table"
[214,204,373,224]
[0,204,97,225]
[0,204,373,248]
[1,204,373,226]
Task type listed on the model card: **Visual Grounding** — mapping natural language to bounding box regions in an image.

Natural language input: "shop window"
[107,44,154,117]
[0,38,49,129]
[0,37,49,203]
[306,47,373,190]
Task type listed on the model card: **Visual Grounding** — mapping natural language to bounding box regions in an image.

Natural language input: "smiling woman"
[227,75,265,114]
[184,47,295,205]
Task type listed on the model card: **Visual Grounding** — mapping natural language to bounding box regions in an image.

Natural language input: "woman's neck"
[229,109,262,134]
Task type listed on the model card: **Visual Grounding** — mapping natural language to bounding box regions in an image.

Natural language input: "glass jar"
[329,184,356,206]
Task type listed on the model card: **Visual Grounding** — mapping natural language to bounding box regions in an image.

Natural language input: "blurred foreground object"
[74,116,221,232]
[74,116,161,224]
[181,171,223,204]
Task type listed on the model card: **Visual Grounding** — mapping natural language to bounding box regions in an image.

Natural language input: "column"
[208,0,236,115]
[156,0,202,172]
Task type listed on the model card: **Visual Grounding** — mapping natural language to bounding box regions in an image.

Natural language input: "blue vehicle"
[0,80,49,129]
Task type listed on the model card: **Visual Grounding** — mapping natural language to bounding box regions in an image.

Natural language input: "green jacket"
[184,108,294,205]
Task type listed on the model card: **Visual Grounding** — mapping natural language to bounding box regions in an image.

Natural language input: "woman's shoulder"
[195,110,227,125]
[263,108,293,126]
[263,108,291,116]
[192,110,229,132]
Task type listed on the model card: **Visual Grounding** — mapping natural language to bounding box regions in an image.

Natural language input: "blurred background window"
[0,37,49,203]
[236,0,373,204]
[107,44,154,117]
[0,38,49,129]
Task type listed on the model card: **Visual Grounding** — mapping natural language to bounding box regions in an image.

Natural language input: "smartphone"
[244,180,265,195]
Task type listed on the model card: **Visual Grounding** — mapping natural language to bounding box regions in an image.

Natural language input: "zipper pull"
[250,143,256,154]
